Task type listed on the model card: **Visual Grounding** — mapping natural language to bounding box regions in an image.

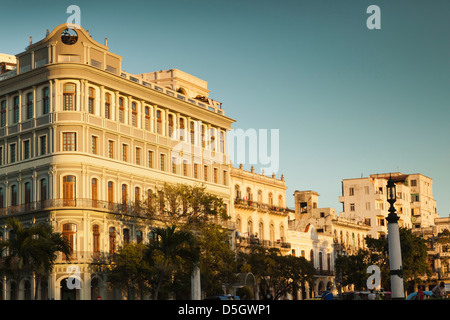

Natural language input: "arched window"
[235,185,241,199]
[121,184,127,206]
[270,223,275,244]
[278,195,283,208]
[247,219,253,236]
[135,186,140,203]
[63,175,76,206]
[109,227,116,254]
[136,230,143,244]
[62,223,77,260]
[246,187,252,204]
[88,87,95,114]
[92,225,100,256]
[105,93,111,119]
[107,181,114,203]
[310,249,314,267]
[268,193,273,206]
[258,222,264,240]
[63,83,76,111]
[123,228,129,245]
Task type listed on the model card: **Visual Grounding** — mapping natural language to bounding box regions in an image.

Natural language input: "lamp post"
[386,176,405,299]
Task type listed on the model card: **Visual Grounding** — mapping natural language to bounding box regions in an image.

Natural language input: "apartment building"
[0,23,235,300]
[231,164,290,252]
[338,172,437,239]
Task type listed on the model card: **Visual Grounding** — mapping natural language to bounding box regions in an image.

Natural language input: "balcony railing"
[234,198,290,214]
[55,250,115,264]
[236,235,291,249]
[0,198,235,229]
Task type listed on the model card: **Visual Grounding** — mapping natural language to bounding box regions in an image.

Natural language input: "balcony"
[0,198,235,230]
[56,250,115,264]
[236,235,291,250]
[234,198,290,215]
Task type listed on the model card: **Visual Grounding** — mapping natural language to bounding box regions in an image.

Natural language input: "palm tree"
[147,225,199,299]
[0,217,71,300]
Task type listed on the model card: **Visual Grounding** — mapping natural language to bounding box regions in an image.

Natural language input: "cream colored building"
[0,23,235,300]
[338,172,436,238]
[231,164,290,252]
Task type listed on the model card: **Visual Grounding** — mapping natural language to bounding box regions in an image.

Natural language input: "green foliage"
[335,227,432,292]
[238,246,315,300]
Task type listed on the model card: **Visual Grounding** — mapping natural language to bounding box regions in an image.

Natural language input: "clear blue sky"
[1,0,449,216]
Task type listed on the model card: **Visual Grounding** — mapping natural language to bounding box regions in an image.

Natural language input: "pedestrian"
[432,282,446,299]
[417,286,425,300]
[368,289,376,300]
[321,287,333,300]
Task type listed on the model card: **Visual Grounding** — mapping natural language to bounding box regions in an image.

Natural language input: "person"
[321,287,333,300]
[417,286,425,300]
[368,289,376,300]
[432,282,446,299]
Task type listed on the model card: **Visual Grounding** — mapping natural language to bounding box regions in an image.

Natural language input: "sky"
[1,0,449,216]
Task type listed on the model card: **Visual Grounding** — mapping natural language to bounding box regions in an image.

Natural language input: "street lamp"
[386,175,405,299]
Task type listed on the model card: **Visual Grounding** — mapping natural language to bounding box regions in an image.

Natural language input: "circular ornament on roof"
[61,28,78,45]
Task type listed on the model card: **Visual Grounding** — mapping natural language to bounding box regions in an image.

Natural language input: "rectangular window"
[350,203,355,211]
[136,148,141,165]
[411,180,417,187]
[349,187,354,196]
[1,100,6,127]
[105,93,111,119]
[63,132,76,151]
[122,144,128,162]
[223,170,227,185]
[148,150,153,168]
[131,102,137,127]
[88,87,95,114]
[118,97,124,123]
[63,83,76,111]
[91,136,98,154]
[10,144,16,163]
[160,154,165,171]
[23,140,30,159]
[26,92,33,119]
[13,96,19,123]
[172,157,176,174]
[108,140,114,159]
[204,165,208,182]
[214,168,218,183]
[0,146,3,165]
[40,136,47,156]
[43,87,50,114]
[183,160,188,177]
[194,163,198,179]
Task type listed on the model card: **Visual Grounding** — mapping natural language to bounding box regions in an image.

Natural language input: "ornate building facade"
[0,23,234,300]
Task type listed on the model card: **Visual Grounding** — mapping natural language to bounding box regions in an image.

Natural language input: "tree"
[146,225,199,300]
[238,246,315,300]
[0,217,71,300]
[335,228,431,292]
[107,242,152,300]
[197,223,237,296]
